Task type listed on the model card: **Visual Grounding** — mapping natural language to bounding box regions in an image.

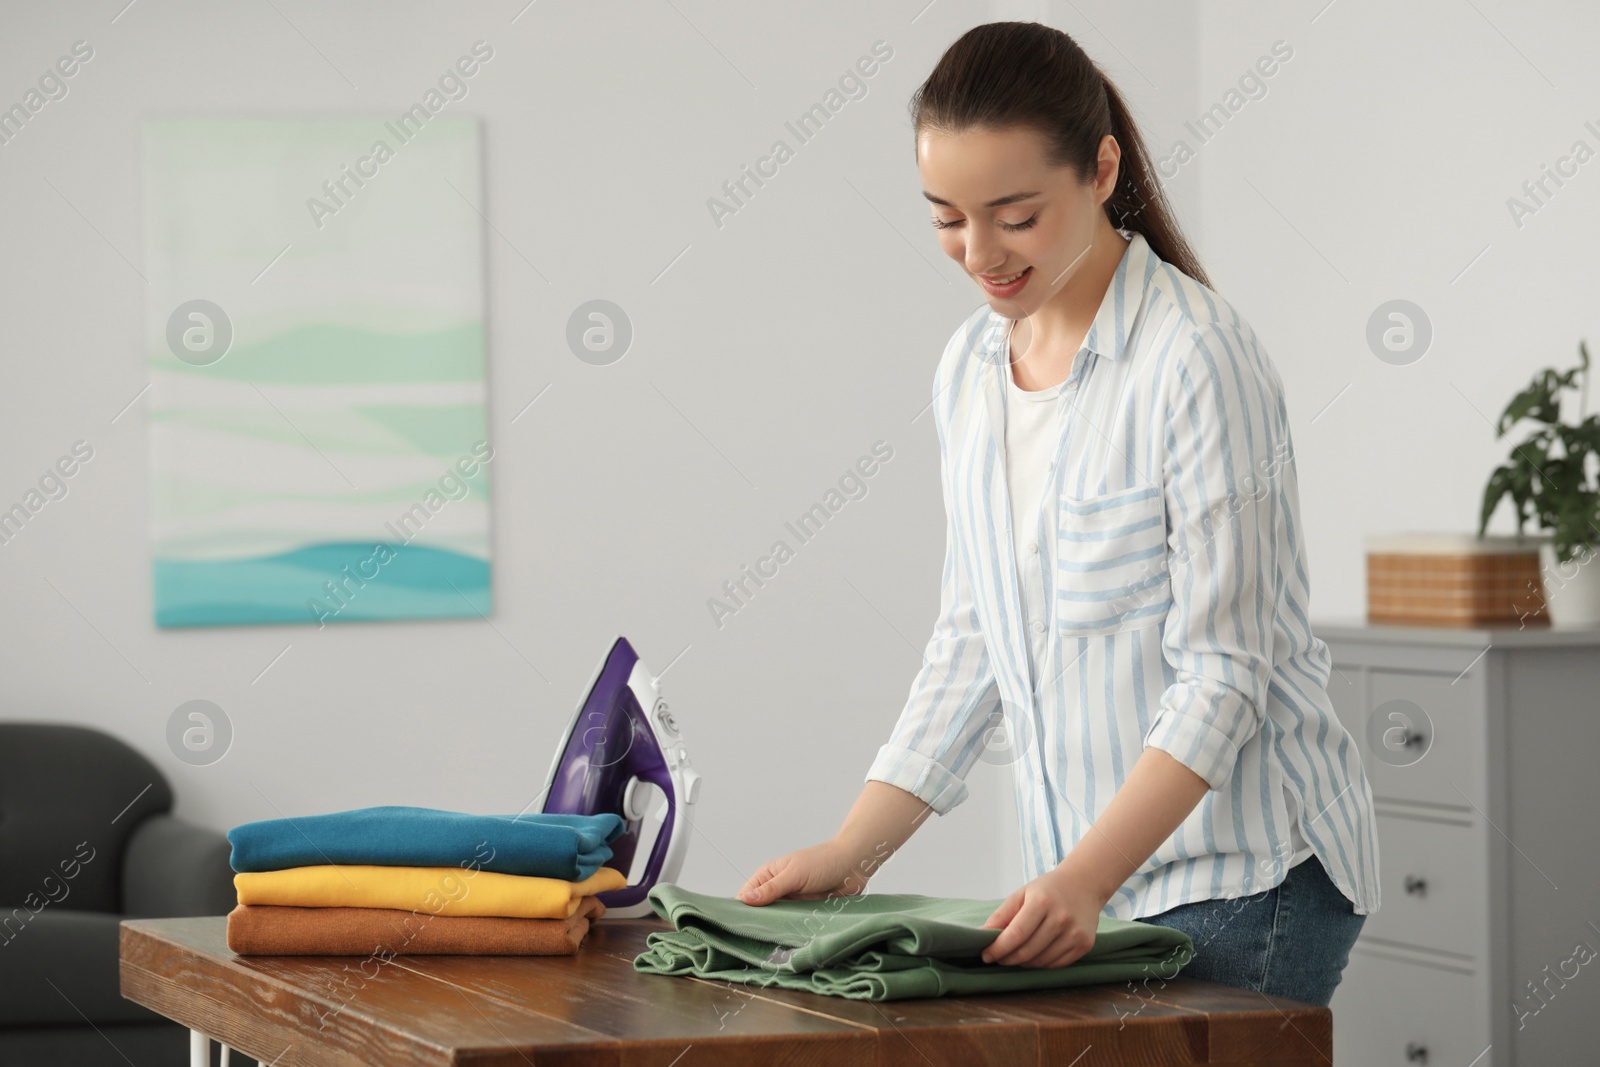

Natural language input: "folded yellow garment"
[234,863,627,918]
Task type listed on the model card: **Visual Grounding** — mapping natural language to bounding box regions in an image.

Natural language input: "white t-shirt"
[1004,373,1062,581]
[1004,361,1066,679]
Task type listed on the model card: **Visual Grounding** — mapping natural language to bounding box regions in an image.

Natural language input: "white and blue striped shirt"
[866,230,1380,919]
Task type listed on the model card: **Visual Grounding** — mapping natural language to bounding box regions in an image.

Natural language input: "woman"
[736,22,1379,1007]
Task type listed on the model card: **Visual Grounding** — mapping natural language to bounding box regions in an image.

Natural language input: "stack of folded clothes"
[225,805,629,956]
[634,883,1195,1001]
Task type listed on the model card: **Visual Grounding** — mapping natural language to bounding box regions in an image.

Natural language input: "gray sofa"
[0,722,257,1066]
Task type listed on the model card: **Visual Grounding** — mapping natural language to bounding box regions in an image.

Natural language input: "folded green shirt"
[633,883,1194,1001]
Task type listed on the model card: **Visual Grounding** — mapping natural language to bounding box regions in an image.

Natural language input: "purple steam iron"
[540,636,699,918]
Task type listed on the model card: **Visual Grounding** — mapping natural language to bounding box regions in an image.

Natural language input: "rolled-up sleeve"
[865,365,1001,814]
[1144,321,1285,790]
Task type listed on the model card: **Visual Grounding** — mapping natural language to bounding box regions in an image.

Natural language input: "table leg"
[189,1030,238,1066]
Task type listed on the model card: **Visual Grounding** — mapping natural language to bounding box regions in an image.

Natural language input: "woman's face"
[917,124,1119,320]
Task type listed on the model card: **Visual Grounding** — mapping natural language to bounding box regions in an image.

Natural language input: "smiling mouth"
[982,268,1029,284]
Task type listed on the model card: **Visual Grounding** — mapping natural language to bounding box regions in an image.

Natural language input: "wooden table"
[121,915,1332,1066]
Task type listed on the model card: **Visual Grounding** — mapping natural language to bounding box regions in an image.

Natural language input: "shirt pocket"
[1055,481,1172,637]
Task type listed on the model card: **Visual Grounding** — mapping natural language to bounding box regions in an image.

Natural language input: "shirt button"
[1032,619,1045,633]
[1029,541,1039,555]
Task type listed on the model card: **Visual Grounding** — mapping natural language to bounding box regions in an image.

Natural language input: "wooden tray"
[1366,532,1547,627]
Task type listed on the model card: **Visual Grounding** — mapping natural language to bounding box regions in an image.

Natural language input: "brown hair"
[910,21,1211,288]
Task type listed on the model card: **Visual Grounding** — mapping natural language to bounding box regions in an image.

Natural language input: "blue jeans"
[1138,856,1365,1006]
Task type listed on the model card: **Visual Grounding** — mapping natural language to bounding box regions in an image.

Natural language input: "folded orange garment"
[226,894,606,956]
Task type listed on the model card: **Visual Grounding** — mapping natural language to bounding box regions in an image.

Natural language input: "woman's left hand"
[979,867,1105,968]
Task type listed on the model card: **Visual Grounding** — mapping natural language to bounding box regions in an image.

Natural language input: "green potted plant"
[1478,340,1600,625]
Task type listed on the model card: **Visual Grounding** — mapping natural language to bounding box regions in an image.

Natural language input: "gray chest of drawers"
[1315,619,1600,1067]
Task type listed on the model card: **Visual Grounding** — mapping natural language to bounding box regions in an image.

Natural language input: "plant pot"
[1538,540,1600,626]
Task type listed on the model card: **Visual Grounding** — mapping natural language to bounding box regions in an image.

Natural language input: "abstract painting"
[142,117,491,627]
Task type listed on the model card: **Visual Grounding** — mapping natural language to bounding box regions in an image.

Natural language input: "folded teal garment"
[633,883,1194,1001]
[228,805,625,881]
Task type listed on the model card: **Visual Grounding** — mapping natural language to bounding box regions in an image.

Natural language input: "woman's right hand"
[735,839,868,905]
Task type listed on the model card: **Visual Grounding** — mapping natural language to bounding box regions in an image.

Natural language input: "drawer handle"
[1405,1042,1428,1063]
[1383,723,1428,748]
[1378,715,1428,754]
[1403,875,1428,897]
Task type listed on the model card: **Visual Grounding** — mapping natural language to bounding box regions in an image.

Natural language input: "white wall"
[9,0,1580,904]
[1185,0,1600,624]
